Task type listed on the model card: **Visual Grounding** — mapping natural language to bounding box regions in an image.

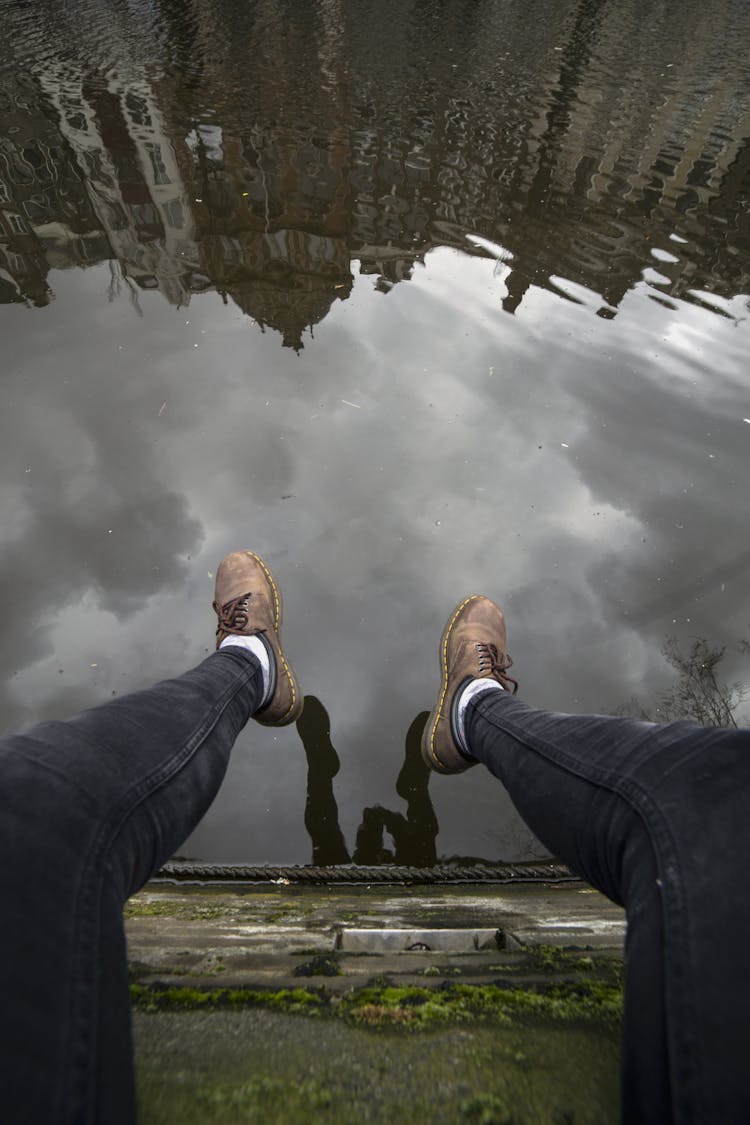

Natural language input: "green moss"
[130,984,326,1015]
[124,901,182,918]
[460,1092,514,1124]
[130,978,622,1031]
[521,945,594,973]
[124,900,234,921]
[338,981,622,1029]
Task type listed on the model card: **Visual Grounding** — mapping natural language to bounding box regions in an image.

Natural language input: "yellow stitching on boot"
[250,551,280,629]
[429,595,481,763]
[248,551,295,720]
[277,653,297,723]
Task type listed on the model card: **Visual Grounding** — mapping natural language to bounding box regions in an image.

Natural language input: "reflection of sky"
[1,247,749,862]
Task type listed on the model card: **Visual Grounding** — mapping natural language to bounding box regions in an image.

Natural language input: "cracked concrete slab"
[126,880,625,989]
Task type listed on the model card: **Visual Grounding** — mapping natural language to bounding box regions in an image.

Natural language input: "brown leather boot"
[213,550,303,726]
[421,595,518,774]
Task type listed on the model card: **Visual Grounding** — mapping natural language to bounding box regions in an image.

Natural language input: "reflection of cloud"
[0,286,204,730]
[186,248,748,862]
[2,238,748,864]
[1,0,748,869]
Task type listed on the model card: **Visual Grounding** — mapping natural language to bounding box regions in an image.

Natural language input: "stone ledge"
[126,880,625,992]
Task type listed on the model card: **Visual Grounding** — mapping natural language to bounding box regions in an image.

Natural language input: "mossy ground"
[134,1007,620,1124]
[130,955,622,1030]
[129,886,624,1120]
[131,984,327,1016]
[337,980,622,1029]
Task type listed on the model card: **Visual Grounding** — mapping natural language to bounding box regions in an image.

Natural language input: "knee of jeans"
[615,806,660,911]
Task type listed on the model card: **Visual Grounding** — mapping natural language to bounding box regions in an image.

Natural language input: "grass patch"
[131,979,622,1030]
[521,945,599,974]
[130,984,326,1015]
[124,900,232,921]
[197,1075,333,1119]
[338,981,622,1029]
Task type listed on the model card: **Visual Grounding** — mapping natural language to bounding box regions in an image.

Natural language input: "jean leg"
[0,647,263,1124]
[466,690,750,1125]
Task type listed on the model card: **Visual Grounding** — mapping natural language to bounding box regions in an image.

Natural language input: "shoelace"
[216,591,253,637]
[476,642,519,694]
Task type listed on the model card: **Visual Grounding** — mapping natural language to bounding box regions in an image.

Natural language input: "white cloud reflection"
[1,248,748,862]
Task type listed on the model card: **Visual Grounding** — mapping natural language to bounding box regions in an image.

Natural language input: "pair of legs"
[0,553,747,1122]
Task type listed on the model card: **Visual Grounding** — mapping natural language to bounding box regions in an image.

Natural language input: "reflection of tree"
[618,636,748,728]
[296,700,438,867]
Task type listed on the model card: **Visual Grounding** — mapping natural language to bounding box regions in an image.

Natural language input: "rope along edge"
[156,861,575,885]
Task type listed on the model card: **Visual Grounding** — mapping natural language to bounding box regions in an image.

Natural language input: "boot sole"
[420,595,482,774]
[246,551,304,727]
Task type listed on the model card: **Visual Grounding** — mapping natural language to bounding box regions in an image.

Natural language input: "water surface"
[1,0,749,863]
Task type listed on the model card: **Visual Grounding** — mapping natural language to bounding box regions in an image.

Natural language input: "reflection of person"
[296,695,351,865]
[352,713,438,866]
[297,695,438,867]
[1,550,747,1122]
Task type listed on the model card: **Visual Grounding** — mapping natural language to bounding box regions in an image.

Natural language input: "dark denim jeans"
[0,649,747,1123]
[0,648,264,1125]
[466,690,750,1125]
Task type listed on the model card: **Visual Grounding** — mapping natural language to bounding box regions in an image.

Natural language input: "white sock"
[455,678,505,754]
[219,634,272,705]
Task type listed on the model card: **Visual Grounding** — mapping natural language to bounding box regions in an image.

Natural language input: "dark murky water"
[1,0,749,864]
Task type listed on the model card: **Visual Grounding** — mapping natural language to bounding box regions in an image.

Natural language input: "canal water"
[1,0,748,864]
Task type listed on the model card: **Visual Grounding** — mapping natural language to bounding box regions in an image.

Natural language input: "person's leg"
[0,647,263,1124]
[422,595,750,1124]
[466,694,750,1124]
[0,550,302,1124]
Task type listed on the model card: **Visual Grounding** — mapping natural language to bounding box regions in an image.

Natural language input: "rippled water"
[1,0,749,863]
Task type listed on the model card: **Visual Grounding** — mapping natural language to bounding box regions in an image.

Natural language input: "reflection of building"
[0,72,107,306]
[1,0,749,343]
[37,68,199,307]
[181,126,354,347]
